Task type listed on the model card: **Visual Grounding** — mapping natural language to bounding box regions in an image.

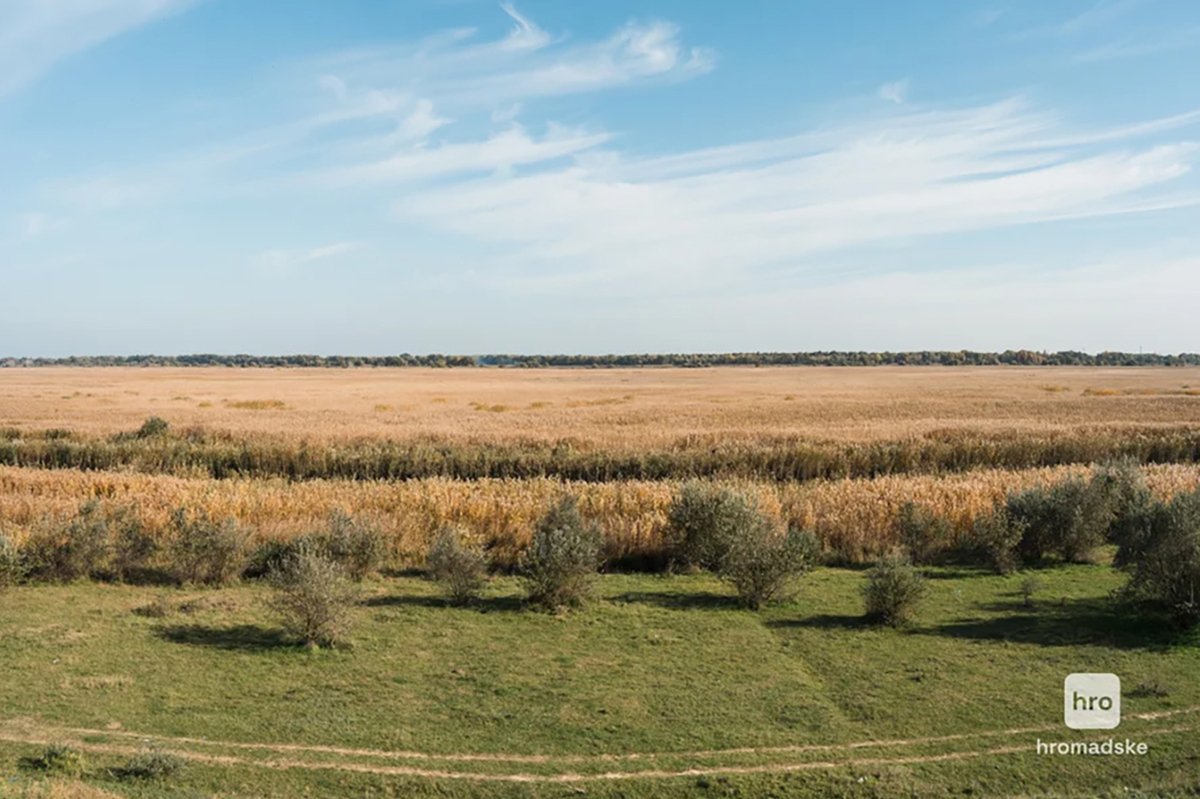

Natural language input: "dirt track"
[1,707,1195,783]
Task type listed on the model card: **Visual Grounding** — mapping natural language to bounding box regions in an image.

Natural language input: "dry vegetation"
[2,366,1199,565]
[4,366,1200,448]
[2,463,1197,567]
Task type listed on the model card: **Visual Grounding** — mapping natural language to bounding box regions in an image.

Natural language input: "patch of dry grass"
[223,399,287,411]
[1,366,1198,450]
[7,780,126,799]
[2,464,1197,566]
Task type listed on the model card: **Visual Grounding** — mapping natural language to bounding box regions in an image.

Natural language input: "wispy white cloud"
[1017,0,1144,39]
[32,5,707,208]
[0,0,195,97]
[318,11,713,113]
[877,79,909,105]
[1071,25,1200,62]
[317,123,610,186]
[15,211,62,239]
[1055,0,1145,35]
[1014,0,1196,64]
[391,99,1200,295]
[17,3,1200,313]
[251,241,364,274]
[969,8,1005,28]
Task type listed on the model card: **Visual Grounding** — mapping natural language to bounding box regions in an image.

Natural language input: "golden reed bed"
[3,366,1199,450]
[3,464,1198,566]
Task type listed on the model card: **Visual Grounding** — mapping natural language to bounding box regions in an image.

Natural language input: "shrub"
[311,510,385,581]
[0,533,25,588]
[116,747,186,780]
[863,553,927,626]
[168,508,247,586]
[666,482,761,570]
[1019,574,1043,608]
[1098,463,1160,569]
[719,523,818,609]
[244,538,302,579]
[23,501,110,582]
[896,502,954,565]
[1117,489,1200,627]
[523,497,603,610]
[426,525,488,604]
[969,507,1024,574]
[110,508,160,583]
[268,543,360,648]
[1006,477,1113,564]
[136,416,170,438]
[27,744,86,776]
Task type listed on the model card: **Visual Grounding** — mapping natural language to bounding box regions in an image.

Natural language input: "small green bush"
[863,553,927,626]
[23,501,110,582]
[896,502,954,565]
[136,416,171,438]
[666,482,760,570]
[168,508,247,586]
[969,507,1024,574]
[244,538,301,579]
[1019,574,1043,608]
[246,513,385,582]
[427,525,488,604]
[117,746,186,780]
[27,743,86,776]
[1096,462,1160,568]
[110,508,160,583]
[720,523,818,609]
[268,543,360,648]
[1006,477,1113,564]
[523,497,603,610]
[311,510,385,581]
[1117,489,1200,627]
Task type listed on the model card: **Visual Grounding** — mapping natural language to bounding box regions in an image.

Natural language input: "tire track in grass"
[7,705,1198,764]
[0,707,1195,781]
[0,724,1193,783]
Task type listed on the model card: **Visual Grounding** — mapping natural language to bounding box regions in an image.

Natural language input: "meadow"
[1,568,1199,798]
[2,365,1200,797]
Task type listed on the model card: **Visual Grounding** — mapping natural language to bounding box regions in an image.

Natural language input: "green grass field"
[2,565,1198,798]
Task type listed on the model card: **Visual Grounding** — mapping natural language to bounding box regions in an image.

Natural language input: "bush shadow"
[920,597,1181,650]
[920,566,996,580]
[765,613,872,630]
[610,590,741,610]
[155,623,293,651]
[363,594,525,613]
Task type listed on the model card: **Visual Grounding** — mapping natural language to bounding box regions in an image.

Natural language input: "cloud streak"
[391,99,1200,294]
[251,241,364,274]
[13,3,1200,317]
[0,0,195,97]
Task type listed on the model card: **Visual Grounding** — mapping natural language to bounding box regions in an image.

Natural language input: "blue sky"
[2,0,1199,356]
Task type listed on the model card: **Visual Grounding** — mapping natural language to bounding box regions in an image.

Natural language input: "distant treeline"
[3,350,1199,368]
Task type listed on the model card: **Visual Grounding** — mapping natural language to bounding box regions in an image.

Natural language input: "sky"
[2,0,1199,356]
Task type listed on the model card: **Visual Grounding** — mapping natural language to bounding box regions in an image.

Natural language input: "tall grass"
[2,425,1199,482]
[2,463,1197,568]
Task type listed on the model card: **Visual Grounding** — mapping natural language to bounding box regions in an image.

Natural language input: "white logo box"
[1064,673,1121,730]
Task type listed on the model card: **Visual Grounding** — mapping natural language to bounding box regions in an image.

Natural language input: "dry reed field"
[2,365,1199,565]
[3,463,1198,567]
[4,366,1200,448]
